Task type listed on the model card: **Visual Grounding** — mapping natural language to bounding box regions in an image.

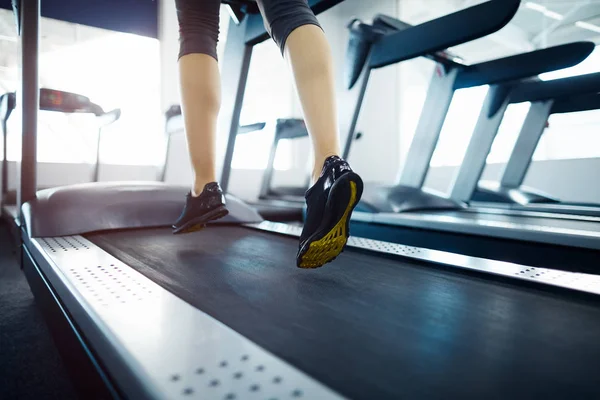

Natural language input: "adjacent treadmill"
[0,88,120,230]
[162,104,307,221]
[471,74,600,216]
[13,1,600,399]
[340,11,600,270]
[161,104,266,182]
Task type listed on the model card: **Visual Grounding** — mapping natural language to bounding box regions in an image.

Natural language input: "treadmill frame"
[21,221,600,398]
[452,71,600,205]
[12,1,600,397]
[475,84,600,208]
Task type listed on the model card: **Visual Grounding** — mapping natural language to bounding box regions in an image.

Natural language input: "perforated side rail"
[377,212,600,238]
[32,235,344,400]
[250,221,600,296]
[40,237,158,307]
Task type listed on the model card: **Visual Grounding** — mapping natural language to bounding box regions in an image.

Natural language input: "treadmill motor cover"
[21,182,263,238]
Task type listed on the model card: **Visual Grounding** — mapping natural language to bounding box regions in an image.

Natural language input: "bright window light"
[4,21,163,166]
[534,110,600,161]
[575,21,600,34]
[230,40,295,171]
[540,45,600,80]
[39,32,163,166]
[544,10,563,21]
[525,2,546,12]
[486,102,531,163]
[430,85,489,167]
[525,2,563,20]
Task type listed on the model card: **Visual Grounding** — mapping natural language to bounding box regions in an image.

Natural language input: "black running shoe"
[172,182,229,234]
[297,156,363,268]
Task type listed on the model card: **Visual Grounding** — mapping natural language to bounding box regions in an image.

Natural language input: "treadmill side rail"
[252,221,600,291]
[24,233,345,400]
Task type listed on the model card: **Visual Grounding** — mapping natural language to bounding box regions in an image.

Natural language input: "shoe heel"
[298,172,363,268]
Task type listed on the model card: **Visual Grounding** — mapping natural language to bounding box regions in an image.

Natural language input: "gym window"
[2,11,163,167]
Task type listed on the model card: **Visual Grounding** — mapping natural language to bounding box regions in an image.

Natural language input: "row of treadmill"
[7,1,600,399]
[162,4,600,273]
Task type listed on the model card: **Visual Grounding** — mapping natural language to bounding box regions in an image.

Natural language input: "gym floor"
[0,223,76,399]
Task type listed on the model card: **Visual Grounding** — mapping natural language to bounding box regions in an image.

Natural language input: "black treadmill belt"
[87,227,600,400]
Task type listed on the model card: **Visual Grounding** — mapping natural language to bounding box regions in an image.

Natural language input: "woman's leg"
[172,0,228,234]
[285,25,342,182]
[256,0,341,182]
[176,0,221,196]
[257,0,363,268]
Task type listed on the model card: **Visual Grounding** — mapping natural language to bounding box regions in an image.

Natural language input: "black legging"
[176,0,322,60]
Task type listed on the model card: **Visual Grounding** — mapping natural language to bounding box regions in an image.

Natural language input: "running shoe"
[172,182,229,234]
[297,156,363,268]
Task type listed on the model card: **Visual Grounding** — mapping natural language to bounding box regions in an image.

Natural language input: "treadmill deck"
[79,224,600,399]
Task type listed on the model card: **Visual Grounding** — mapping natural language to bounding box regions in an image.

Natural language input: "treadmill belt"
[87,226,600,400]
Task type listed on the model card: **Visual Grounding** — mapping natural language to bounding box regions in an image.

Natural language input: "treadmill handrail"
[164,104,265,135]
[551,92,600,114]
[4,88,111,117]
[372,14,465,67]
[369,0,520,69]
[510,71,600,104]
[454,42,595,90]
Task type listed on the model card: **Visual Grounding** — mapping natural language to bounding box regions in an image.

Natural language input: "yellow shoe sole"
[298,181,358,269]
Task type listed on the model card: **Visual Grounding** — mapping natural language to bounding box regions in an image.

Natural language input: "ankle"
[192,178,216,197]
[312,153,340,182]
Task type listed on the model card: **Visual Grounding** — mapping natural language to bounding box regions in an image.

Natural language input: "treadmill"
[339,11,600,271]
[0,88,120,232]
[472,74,600,216]
[12,1,600,399]
[162,104,307,221]
[161,103,266,182]
[252,118,363,220]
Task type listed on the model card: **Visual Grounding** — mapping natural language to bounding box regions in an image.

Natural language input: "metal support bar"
[219,19,253,193]
[500,100,554,188]
[397,67,459,187]
[259,127,280,199]
[1,119,7,198]
[92,128,102,183]
[1,99,8,199]
[449,84,511,202]
[17,0,40,219]
[342,58,372,161]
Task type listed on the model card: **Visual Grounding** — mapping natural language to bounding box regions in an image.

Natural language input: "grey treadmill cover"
[477,181,560,204]
[361,183,465,213]
[21,181,263,237]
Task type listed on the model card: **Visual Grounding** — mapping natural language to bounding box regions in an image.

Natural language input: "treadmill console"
[39,88,99,114]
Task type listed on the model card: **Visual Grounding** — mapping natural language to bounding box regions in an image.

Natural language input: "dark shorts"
[176,0,322,60]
